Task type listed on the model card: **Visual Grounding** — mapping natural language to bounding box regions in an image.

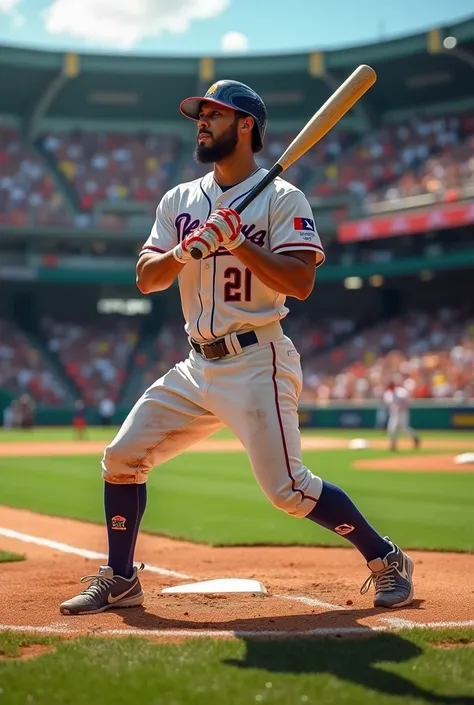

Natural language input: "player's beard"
[194,118,239,164]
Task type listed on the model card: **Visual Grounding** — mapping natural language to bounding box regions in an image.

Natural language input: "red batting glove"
[206,208,245,250]
[172,224,219,262]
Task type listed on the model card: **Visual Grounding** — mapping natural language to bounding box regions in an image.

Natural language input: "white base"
[454,452,474,465]
[162,578,267,595]
[349,438,371,450]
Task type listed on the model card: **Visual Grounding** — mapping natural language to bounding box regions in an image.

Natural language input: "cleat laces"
[360,561,399,596]
[79,573,115,599]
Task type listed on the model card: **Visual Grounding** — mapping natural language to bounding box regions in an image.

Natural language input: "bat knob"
[191,248,203,260]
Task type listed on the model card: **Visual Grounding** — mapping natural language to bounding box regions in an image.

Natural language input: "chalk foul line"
[0,527,191,580]
[0,525,346,611]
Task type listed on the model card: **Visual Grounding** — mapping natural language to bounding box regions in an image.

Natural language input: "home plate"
[162,578,267,595]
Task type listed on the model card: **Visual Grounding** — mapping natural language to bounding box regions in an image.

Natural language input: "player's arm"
[229,240,317,300]
[136,250,184,294]
[207,190,324,300]
[136,190,217,294]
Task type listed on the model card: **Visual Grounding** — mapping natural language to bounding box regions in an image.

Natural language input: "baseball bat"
[191,63,377,260]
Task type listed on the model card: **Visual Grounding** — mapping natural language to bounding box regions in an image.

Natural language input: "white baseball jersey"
[102,167,326,520]
[383,387,409,414]
[140,168,325,342]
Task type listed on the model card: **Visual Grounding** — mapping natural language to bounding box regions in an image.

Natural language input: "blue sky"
[0,0,472,55]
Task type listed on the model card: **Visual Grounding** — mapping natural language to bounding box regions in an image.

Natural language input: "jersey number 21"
[224,267,252,302]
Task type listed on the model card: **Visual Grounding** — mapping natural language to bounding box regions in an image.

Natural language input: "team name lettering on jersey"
[141,169,325,341]
[175,212,267,248]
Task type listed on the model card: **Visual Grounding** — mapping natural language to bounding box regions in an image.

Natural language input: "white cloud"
[43,0,230,49]
[0,0,19,12]
[221,30,248,53]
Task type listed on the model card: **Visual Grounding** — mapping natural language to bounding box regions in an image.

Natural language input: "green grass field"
[0,428,473,551]
[1,426,473,705]
[0,629,473,705]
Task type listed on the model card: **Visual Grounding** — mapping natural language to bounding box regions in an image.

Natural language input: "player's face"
[195,103,240,163]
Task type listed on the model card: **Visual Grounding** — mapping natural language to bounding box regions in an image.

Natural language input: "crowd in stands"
[300,307,474,403]
[0,319,67,405]
[2,113,472,231]
[126,307,473,405]
[368,117,474,205]
[1,306,472,410]
[310,113,474,205]
[0,127,70,227]
[40,316,139,406]
[40,130,180,213]
[257,130,355,191]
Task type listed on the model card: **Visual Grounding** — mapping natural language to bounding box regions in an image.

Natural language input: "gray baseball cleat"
[360,539,414,608]
[60,564,144,615]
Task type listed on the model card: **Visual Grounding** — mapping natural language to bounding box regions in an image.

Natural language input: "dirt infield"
[355,454,474,473]
[0,436,473,457]
[1,506,473,640]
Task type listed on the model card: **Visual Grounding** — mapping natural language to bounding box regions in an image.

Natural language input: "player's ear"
[240,116,254,135]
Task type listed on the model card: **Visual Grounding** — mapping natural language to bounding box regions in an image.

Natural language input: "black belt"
[191,331,258,360]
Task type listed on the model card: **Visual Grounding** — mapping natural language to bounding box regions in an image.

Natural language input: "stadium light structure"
[442,35,474,70]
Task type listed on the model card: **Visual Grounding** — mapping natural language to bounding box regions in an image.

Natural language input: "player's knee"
[101,439,150,484]
[265,471,323,518]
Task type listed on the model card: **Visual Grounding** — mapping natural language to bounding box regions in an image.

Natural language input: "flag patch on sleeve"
[294,217,315,231]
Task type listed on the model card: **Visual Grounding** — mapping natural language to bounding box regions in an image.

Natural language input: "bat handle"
[189,164,283,261]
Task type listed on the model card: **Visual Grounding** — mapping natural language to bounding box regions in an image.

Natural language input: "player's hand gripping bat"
[191,64,376,260]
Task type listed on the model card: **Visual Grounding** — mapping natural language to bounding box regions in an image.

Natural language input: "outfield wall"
[298,401,474,430]
[2,397,473,430]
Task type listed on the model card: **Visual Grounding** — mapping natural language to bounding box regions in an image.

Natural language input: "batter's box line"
[0,525,346,611]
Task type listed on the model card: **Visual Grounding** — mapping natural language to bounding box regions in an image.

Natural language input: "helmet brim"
[180,96,239,121]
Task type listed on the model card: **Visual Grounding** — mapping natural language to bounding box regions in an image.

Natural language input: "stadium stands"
[4,115,471,228]
[0,319,68,405]
[300,307,474,403]
[309,114,473,204]
[0,127,70,227]
[40,316,139,406]
[39,130,180,213]
[368,120,474,206]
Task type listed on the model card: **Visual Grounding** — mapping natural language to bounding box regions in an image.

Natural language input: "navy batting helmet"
[180,80,267,152]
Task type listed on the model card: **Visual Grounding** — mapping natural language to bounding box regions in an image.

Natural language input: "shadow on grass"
[227,634,473,704]
[120,602,473,704]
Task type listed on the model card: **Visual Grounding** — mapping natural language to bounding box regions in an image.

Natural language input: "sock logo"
[335,523,355,536]
[111,515,127,531]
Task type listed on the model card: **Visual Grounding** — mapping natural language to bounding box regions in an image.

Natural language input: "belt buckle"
[203,340,227,360]
[201,344,215,360]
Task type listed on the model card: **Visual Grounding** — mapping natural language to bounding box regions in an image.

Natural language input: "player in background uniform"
[384,382,421,451]
[60,80,414,616]
[73,400,87,441]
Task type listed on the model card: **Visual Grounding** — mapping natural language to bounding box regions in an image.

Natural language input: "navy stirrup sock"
[104,482,147,578]
[306,481,391,562]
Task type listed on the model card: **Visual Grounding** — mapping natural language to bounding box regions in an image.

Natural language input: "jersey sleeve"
[139,191,177,256]
[269,189,325,266]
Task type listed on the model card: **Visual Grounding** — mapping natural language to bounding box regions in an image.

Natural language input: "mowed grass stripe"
[0,629,473,705]
[0,442,473,550]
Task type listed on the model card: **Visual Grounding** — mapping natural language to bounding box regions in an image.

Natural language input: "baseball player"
[384,382,421,451]
[60,80,414,615]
